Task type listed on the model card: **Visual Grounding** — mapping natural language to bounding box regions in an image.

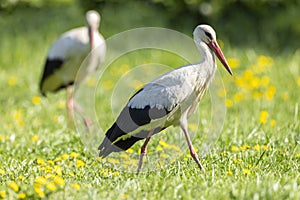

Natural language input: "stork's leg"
[66,86,74,120]
[66,86,92,132]
[180,118,205,172]
[137,129,154,175]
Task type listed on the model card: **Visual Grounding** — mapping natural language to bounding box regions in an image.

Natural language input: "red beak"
[208,41,232,75]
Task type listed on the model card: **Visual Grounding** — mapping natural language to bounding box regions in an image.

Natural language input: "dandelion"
[47,160,54,166]
[156,146,163,151]
[231,145,239,152]
[85,76,96,87]
[18,193,26,199]
[54,176,65,187]
[297,77,300,87]
[46,182,57,191]
[259,110,268,124]
[76,160,85,167]
[36,158,45,165]
[54,165,62,176]
[34,184,45,198]
[262,145,270,151]
[252,91,263,100]
[0,191,6,198]
[122,193,129,198]
[70,152,79,158]
[270,119,276,127]
[31,135,39,142]
[240,145,251,151]
[226,171,233,176]
[254,144,260,151]
[225,99,233,107]
[35,176,47,185]
[56,100,66,109]
[54,157,62,162]
[125,148,134,153]
[227,58,240,69]
[0,169,5,175]
[32,96,41,105]
[103,80,114,90]
[233,93,244,102]
[61,154,69,160]
[83,184,91,188]
[265,85,276,100]
[257,55,273,67]
[68,172,75,176]
[8,181,19,192]
[72,183,81,190]
[120,64,130,74]
[107,158,120,165]
[160,153,168,158]
[243,169,251,175]
[188,123,197,131]
[296,153,300,158]
[8,76,17,86]
[260,76,270,86]
[17,175,26,181]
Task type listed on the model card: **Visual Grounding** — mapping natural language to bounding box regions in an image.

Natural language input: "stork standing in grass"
[39,10,106,127]
[98,25,232,173]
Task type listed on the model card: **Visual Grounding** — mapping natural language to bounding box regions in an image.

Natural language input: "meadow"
[0,5,299,200]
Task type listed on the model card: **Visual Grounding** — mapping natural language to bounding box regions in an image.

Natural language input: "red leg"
[180,120,205,172]
[66,86,74,120]
[137,130,154,174]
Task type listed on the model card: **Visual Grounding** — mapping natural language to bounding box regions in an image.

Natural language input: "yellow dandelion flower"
[18,193,26,199]
[227,58,240,69]
[252,91,263,100]
[249,76,260,89]
[0,169,5,175]
[56,100,66,109]
[281,92,289,100]
[85,76,96,87]
[270,119,276,127]
[54,165,62,176]
[54,157,62,162]
[84,184,91,188]
[8,76,17,86]
[125,148,134,153]
[54,176,65,187]
[61,154,69,160]
[159,140,172,149]
[257,55,273,67]
[296,153,300,158]
[76,160,85,167]
[259,110,268,124]
[8,181,19,192]
[226,171,233,176]
[32,96,41,105]
[217,89,226,97]
[240,145,251,151]
[68,172,75,176]
[35,176,47,185]
[254,144,260,151]
[0,191,6,198]
[231,145,239,152]
[156,146,163,151]
[120,64,130,74]
[70,152,79,158]
[103,80,114,90]
[31,135,39,142]
[72,183,81,190]
[233,93,244,102]
[46,182,56,191]
[260,76,270,86]
[297,77,300,87]
[243,169,251,175]
[160,153,168,158]
[265,85,276,101]
[13,110,22,121]
[262,145,270,151]
[34,185,45,198]
[225,99,233,107]
[107,158,120,165]
[47,160,54,166]
[17,175,26,181]
[188,123,197,131]
[122,193,129,198]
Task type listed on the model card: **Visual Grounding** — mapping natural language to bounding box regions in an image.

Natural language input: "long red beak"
[208,41,232,75]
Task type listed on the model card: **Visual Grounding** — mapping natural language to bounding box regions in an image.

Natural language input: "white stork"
[98,25,232,173]
[39,10,106,127]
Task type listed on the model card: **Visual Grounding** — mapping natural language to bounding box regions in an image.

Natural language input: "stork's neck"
[196,41,217,77]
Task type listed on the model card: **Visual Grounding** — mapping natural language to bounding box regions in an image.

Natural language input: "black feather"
[39,58,64,95]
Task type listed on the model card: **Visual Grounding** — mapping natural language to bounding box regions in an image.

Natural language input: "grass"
[1,4,300,200]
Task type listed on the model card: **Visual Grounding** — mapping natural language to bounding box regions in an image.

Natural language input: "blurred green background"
[1,0,300,52]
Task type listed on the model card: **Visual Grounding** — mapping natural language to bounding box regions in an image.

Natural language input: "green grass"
[0,5,300,200]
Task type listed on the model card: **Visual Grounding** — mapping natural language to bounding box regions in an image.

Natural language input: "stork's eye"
[204,31,213,40]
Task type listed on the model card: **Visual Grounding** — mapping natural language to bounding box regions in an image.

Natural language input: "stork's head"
[193,25,232,75]
[86,10,101,30]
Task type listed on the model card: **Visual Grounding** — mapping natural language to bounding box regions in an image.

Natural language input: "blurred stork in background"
[39,10,106,128]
